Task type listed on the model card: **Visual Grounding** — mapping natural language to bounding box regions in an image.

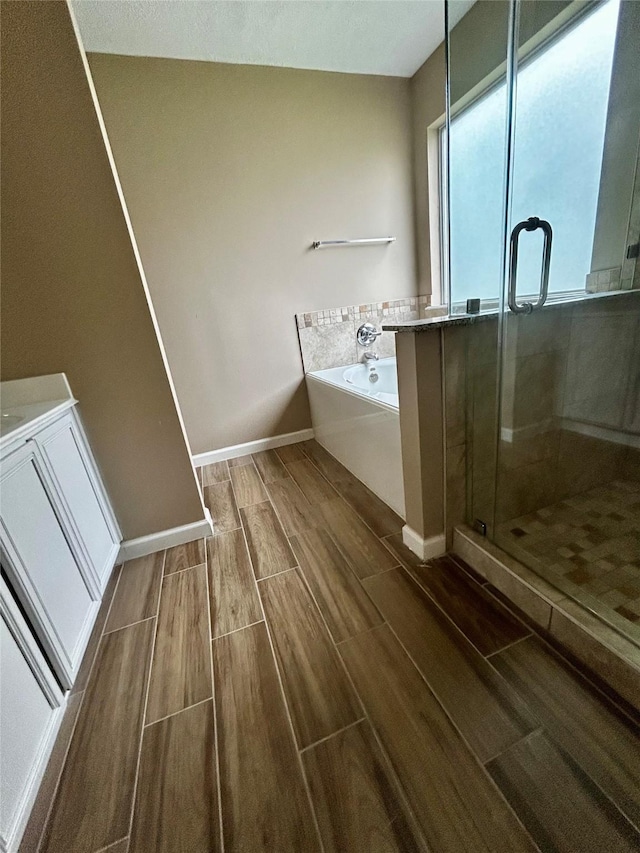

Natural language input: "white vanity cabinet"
[0,376,121,689]
[0,375,121,852]
[1,575,65,853]
[37,412,119,591]
[0,436,100,688]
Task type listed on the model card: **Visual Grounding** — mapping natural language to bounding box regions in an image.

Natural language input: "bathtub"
[305,357,405,518]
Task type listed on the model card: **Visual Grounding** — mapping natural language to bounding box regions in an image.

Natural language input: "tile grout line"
[299,441,404,544]
[231,474,327,853]
[535,630,640,729]
[212,618,265,642]
[298,717,367,754]
[37,563,124,852]
[481,726,545,768]
[283,457,343,504]
[256,566,297,582]
[93,835,130,853]
[375,599,540,848]
[204,524,225,853]
[283,480,431,850]
[469,554,640,727]
[485,632,534,659]
[163,560,206,579]
[396,561,525,660]
[142,696,213,729]
[123,548,166,847]
[333,620,389,647]
[229,460,268,510]
[102,615,157,636]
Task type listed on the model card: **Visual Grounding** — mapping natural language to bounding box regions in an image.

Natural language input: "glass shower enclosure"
[446,0,640,645]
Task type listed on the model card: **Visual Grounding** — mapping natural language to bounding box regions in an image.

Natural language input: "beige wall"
[410,45,445,299]
[87,55,417,454]
[1,0,204,539]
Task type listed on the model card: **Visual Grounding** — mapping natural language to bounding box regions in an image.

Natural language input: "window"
[446,0,620,306]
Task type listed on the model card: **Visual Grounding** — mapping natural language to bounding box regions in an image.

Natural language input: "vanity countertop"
[0,374,76,446]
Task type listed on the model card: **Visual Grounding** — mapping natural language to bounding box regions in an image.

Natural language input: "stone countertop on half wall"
[383,288,640,332]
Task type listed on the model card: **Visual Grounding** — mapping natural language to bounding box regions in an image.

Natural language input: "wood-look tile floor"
[32,441,640,853]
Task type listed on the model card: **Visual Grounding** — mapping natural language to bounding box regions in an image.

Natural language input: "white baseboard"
[192,428,315,467]
[117,510,214,562]
[402,525,446,561]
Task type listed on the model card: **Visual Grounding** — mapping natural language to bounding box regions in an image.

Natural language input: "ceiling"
[72,0,475,78]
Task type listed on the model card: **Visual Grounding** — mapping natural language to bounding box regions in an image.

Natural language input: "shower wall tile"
[443,325,467,449]
[446,442,467,548]
[297,321,357,373]
[585,267,622,293]
[295,295,431,330]
[296,294,445,373]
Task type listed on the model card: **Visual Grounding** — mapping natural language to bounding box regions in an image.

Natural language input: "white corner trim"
[192,428,314,466]
[402,525,446,561]
[117,510,213,562]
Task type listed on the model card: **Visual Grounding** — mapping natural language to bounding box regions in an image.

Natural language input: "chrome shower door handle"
[507,217,553,314]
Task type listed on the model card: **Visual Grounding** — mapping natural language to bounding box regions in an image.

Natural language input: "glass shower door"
[492,0,640,643]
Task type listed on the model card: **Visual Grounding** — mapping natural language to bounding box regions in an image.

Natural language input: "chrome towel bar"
[311,237,396,250]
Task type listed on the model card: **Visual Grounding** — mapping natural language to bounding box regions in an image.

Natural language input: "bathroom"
[1,1,639,851]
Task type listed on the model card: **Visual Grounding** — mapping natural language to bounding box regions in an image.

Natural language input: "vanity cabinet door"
[0,441,98,688]
[0,576,63,853]
[37,412,119,591]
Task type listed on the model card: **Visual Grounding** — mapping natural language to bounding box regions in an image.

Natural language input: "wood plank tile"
[42,619,155,853]
[319,499,397,578]
[275,442,307,464]
[105,552,163,633]
[487,731,640,852]
[228,454,253,467]
[213,622,320,851]
[339,624,537,852]
[240,501,297,579]
[303,720,426,853]
[385,532,487,586]
[200,460,230,486]
[363,569,536,763]
[266,477,321,536]
[302,440,403,537]
[203,481,241,534]
[207,530,262,638]
[286,459,337,503]
[230,462,268,508]
[101,839,129,853]
[259,569,361,748]
[401,554,530,656]
[145,565,212,724]
[252,448,288,483]
[129,701,220,853]
[491,636,640,828]
[164,538,205,575]
[300,439,349,482]
[19,691,85,853]
[291,527,383,643]
[72,563,121,694]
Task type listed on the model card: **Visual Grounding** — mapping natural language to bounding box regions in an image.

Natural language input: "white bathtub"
[306,357,405,518]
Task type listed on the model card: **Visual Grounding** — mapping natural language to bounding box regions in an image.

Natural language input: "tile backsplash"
[296,295,446,373]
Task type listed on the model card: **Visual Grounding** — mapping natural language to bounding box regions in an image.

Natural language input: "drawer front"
[0,443,97,686]
[38,413,119,590]
[0,577,63,853]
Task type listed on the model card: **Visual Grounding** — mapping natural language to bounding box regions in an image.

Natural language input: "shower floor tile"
[498,480,640,637]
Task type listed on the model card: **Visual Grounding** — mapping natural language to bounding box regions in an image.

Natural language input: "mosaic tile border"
[296,295,431,329]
